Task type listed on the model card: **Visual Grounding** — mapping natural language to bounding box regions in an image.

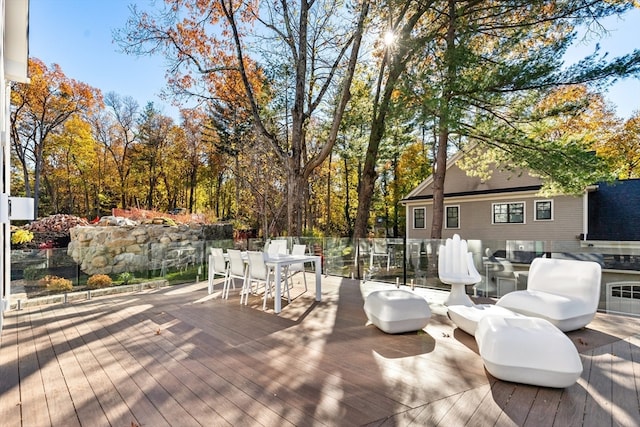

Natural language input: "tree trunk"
[353,116,385,239]
[430,128,449,239]
[430,0,457,239]
[344,156,351,235]
[33,143,44,219]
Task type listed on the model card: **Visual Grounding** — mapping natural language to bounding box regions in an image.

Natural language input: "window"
[492,202,525,224]
[413,207,425,229]
[445,205,460,229]
[535,200,553,221]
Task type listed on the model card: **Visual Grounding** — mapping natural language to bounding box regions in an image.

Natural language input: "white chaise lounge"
[496,257,601,332]
[475,315,583,388]
[447,304,520,336]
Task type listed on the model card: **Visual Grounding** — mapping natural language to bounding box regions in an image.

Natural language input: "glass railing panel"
[10,247,80,304]
[147,240,205,284]
[321,237,354,278]
[8,236,640,319]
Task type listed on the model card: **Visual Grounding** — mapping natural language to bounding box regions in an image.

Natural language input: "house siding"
[402,149,586,242]
[405,194,583,242]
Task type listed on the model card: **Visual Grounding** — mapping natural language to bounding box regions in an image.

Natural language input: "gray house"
[400,149,588,244]
[401,150,640,313]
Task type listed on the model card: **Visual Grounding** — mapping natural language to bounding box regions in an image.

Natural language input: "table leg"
[315,257,321,302]
[274,263,282,313]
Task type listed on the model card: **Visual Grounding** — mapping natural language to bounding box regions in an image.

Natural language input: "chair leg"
[263,277,273,310]
[221,272,229,298]
[227,272,234,291]
[241,276,252,305]
[207,262,214,294]
[225,276,235,299]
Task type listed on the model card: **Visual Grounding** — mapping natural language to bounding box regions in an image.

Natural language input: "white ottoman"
[364,289,431,334]
[447,304,519,336]
[475,315,582,388]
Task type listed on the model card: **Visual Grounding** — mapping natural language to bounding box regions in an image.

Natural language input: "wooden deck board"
[436,382,493,426]
[631,335,640,423]
[17,310,53,427]
[523,387,562,427]
[68,304,174,427]
[29,308,82,427]
[98,305,233,426]
[584,345,613,427]
[2,277,640,426]
[610,338,640,427]
[57,306,140,426]
[464,380,508,426]
[499,383,537,426]
[44,305,112,426]
[553,357,590,427]
[0,312,27,426]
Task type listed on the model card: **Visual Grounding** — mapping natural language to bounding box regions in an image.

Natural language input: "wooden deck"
[1,275,639,426]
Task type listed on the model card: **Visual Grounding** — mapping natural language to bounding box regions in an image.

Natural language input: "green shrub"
[39,275,73,292]
[86,274,113,289]
[23,266,47,282]
[118,272,133,285]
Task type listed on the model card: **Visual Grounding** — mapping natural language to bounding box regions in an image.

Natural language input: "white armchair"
[496,257,601,331]
[438,234,481,306]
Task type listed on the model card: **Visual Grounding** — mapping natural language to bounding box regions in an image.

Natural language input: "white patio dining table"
[218,250,322,313]
[264,253,322,313]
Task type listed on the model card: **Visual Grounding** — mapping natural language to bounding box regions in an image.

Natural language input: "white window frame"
[534,199,554,221]
[492,201,526,224]
[445,205,460,229]
[413,207,426,229]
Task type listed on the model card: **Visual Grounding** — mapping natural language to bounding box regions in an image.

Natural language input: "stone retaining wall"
[68,224,207,275]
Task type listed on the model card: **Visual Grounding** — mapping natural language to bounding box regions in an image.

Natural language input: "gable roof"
[401,147,543,203]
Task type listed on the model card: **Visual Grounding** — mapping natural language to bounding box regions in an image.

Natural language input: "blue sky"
[29,1,639,121]
[29,0,179,118]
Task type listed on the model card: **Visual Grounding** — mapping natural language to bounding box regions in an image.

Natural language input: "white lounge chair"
[438,234,481,306]
[496,257,601,331]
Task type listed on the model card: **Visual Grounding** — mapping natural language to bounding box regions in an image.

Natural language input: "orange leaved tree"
[116,0,370,236]
[10,58,101,218]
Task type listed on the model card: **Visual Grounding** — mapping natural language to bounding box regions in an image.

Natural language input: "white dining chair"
[286,244,308,292]
[245,251,275,309]
[266,239,288,255]
[208,247,229,295]
[369,239,391,271]
[225,249,247,300]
